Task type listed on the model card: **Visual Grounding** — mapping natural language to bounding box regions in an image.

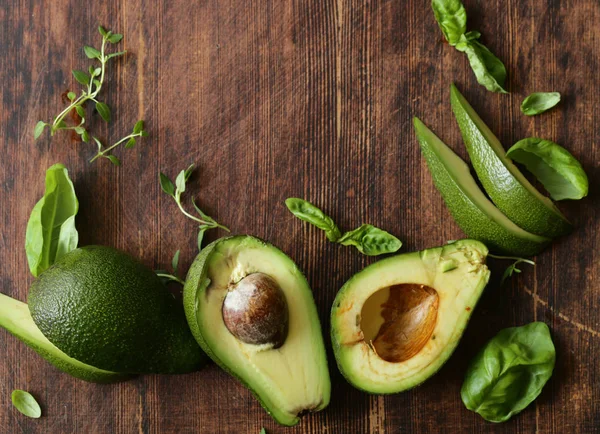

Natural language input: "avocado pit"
[222,272,289,348]
[360,283,439,363]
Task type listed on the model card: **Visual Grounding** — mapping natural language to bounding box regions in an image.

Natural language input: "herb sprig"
[155,250,186,286]
[34,26,147,165]
[489,254,536,285]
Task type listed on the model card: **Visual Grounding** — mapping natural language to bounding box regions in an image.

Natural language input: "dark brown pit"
[222,272,289,348]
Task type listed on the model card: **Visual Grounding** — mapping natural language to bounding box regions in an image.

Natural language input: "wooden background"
[0,0,598,432]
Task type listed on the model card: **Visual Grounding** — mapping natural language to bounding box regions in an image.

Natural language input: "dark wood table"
[1,0,598,432]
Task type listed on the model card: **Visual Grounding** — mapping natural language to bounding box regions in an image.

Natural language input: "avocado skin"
[28,245,207,374]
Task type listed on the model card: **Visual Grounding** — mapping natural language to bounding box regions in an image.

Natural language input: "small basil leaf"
[34,121,47,139]
[431,0,467,46]
[285,198,342,242]
[95,101,111,122]
[133,120,145,134]
[461,322,555,423]
[84,45,101,59]
[507,138,588,200]
[159,173,175,196]
[338,224,402,256]
[171,250,180,274]
[106,155,121,166]
[520,92,561,116]
[11,390,42,418]
[125,137,136,149]
[25,164,79,277]
[72,70,90,86]
[107,33,123,44]
[457,39,508,93]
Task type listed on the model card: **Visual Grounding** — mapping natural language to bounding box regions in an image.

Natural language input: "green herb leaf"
[75,106,86,119]
[461,322,555,422]
[67,91,76,101]
[95,101,111,122]
[197,228,207,251]
[520,92,561,116]
[133,120,145,134]
[125,137,136,149]
[175,170,187,194]
[507,138,588,200]
[338,224,402,256]
[107,33,123,44]
[259,429,267,434]
[107,51,127,60]
[171,250,181,274]
[159,173,175,196]
[488,254,536,285]
[285,198,342,241]
[456,38,508,93]
[81,130,90,143]
[84,45,101,59]
[25,163,79,277]
[11,390,42,419]
[98,25,109,38]
[463,30,481,41]
[72,70,90,86]
[106,155,121,166]
[74,126,86,135]
[431,0,467,46]
[34,121,47,139]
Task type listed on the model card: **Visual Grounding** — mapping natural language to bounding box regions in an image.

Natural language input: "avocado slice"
[450,84,572,237]
[331,240,490,394]
[414,117,551,256]
[0,293,131,383]
[183,235,330,426]
[28,245,207,374]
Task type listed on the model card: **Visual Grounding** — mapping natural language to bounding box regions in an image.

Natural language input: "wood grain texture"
[0,0,599,432]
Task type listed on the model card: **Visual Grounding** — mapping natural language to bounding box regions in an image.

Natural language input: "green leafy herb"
[507,138,588,200]
[461,322,555,422]
[431,0,467,46]
[159,164,229,252]
[89,120,148,165]
[259,429,267,434]
[156,250,186,286]
[25,164,79,277]
[35,26,147,164]
[520,92,561,116]
[285,198,402,256]
[11,390,42,418]
[488,254,536,285]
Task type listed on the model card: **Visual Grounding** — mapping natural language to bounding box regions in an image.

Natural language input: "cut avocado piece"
[183,235,330,426]
[28,245,206,374]
[450,84,572,237]
[0,293,131,383]
[414,117,551,256]
[331,240,490,394]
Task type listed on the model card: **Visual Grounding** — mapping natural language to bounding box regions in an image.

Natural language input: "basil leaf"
[431,0,467,46]
[72,70,90,86]
[507,138,588,200]
[83,45,101,59]
[461,322,555,423]
[457,38,508,93]
[95,101,111,122]
[520,92,561,116]
[285,198,342,242]
[25,164,79,277]
[11,390,42,418]
[338,224,402,256]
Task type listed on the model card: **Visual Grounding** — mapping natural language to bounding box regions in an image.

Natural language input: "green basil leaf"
[338,224,402,256]
[285,198,342,242]
[95,101,111,122]
[457,39,508,93]
[431,0,467,46]
[72,70,90,86]
[25,163,79,277]
[133,120,145,134]
[507,138,588,200]
[159,173,175,196]
[11,390,42,418]
[171,250,180,274]
[107,33,123,44]
[461,322,555,423]
[520,92,561,116]
[84,45,101,59]
[34,121,47,139]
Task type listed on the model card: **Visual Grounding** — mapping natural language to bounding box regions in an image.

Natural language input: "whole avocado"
[28,245,206,374]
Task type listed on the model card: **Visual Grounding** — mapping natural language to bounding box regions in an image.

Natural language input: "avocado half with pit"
[331,240,490,394]
[183,235,331,426]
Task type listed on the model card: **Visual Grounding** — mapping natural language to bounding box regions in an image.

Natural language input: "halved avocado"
[183,235,330,426]
[331,240,490,394]
[414,117,550,256]
[450,84,572,237]
[0,293,131,383]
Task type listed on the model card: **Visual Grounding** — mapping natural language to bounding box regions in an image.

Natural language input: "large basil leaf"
[521,92,561,116]
[461,322,555,423]
[285,198,341,241]
[457,38,508,93]
[11,390,42,418]
[338,224,402,256]
[25,163,79,277]
[431,0,467,46]
[507,138,588,200]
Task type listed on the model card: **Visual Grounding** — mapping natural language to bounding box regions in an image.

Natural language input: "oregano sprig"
[155,250,186,286]
[488,254,536,285]
[89,120,148,166]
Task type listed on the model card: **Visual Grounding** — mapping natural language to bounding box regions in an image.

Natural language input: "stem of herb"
[488,254,536,265]
[89,131,144,162]
[156,273,186,286]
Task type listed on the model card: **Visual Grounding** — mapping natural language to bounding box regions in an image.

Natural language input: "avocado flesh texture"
[28,245,207,374]
[450,84,572,237]
[331,240,490,394]
[183,236,331,426]
[0,293,131,383]
[414,117,551,256]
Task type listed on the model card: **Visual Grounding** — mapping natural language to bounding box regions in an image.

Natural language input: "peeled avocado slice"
[183,235,331,426]
[0,293,131,383]
[331,240,490,394]
[450,84,572,237]
[414,117,550,256]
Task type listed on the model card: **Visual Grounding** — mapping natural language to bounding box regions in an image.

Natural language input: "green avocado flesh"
[331,240,490,394]
[183,235,331,426]
[414,117,551,256]
[450,84,572,238]
[28,245,206,374]
[0,293,130,383]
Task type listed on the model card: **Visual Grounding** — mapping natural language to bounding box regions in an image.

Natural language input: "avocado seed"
[222,273,289,348]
